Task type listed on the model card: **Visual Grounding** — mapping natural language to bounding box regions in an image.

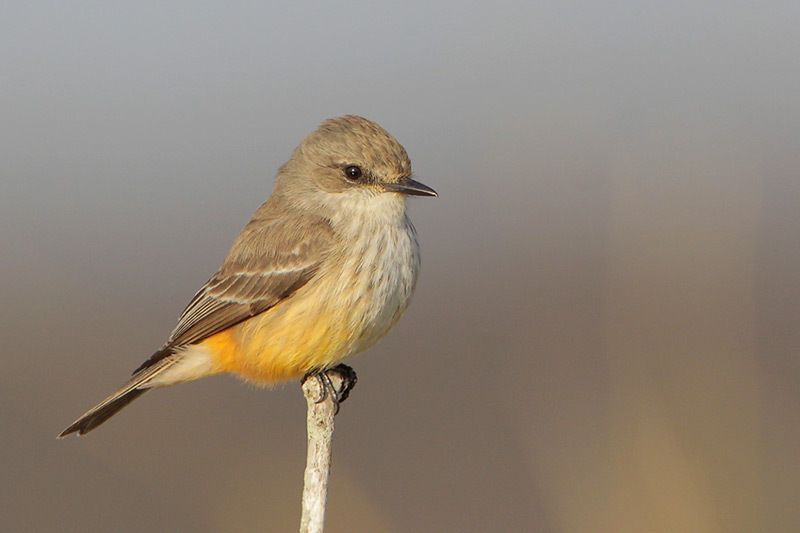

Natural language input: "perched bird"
[59,115,436,437]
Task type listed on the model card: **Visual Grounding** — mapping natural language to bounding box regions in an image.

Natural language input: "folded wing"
[134,211,335,373]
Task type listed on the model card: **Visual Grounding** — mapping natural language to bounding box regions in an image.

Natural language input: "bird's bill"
[382,178,438,197]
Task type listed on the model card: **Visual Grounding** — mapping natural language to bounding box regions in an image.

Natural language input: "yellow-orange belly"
[198,293,354,384]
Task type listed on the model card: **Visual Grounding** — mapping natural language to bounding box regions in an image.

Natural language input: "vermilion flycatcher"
[59,115,436,437]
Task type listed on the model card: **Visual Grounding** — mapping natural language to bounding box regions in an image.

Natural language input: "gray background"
[2,1,799,531]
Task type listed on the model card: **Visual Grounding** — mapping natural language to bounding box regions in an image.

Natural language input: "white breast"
[327,191,421,355]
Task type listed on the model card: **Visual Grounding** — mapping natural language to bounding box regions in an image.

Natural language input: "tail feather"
[57,356,179,438]
[58,388,148,437]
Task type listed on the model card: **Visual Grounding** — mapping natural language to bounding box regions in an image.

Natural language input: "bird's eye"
[344,165,362,180]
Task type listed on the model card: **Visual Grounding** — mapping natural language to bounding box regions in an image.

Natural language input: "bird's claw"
[301,364,358,415]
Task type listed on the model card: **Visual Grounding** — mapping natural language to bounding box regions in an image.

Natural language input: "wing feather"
[133,210,334,374]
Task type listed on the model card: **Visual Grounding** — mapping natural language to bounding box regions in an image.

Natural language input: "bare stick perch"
[299,368,355,533]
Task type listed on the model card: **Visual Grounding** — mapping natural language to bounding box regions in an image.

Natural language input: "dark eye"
[344,165,362,180]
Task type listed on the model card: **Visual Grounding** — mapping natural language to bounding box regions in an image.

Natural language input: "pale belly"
[203,219,420,383]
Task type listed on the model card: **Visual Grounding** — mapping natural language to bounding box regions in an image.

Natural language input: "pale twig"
[299,374,341,533]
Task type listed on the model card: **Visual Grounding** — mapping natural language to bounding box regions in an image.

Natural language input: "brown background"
[2,2,799,532]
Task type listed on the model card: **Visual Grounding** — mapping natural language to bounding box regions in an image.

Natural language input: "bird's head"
[275,116,437,215]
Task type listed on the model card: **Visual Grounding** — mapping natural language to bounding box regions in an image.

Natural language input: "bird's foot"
[301,364,358,415]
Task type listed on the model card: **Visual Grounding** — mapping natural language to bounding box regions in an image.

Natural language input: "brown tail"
[57,355,178,438]
[58,389,148,437]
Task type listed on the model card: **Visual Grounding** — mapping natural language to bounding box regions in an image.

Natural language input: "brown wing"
[133,210,335,373]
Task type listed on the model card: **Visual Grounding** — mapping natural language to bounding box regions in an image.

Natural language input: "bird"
[58,115,437,437]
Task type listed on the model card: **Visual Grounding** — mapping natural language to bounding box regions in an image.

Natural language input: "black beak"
[383,178,438,197]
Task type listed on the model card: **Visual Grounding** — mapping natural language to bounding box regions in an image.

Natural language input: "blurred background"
[2,1,799,532]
